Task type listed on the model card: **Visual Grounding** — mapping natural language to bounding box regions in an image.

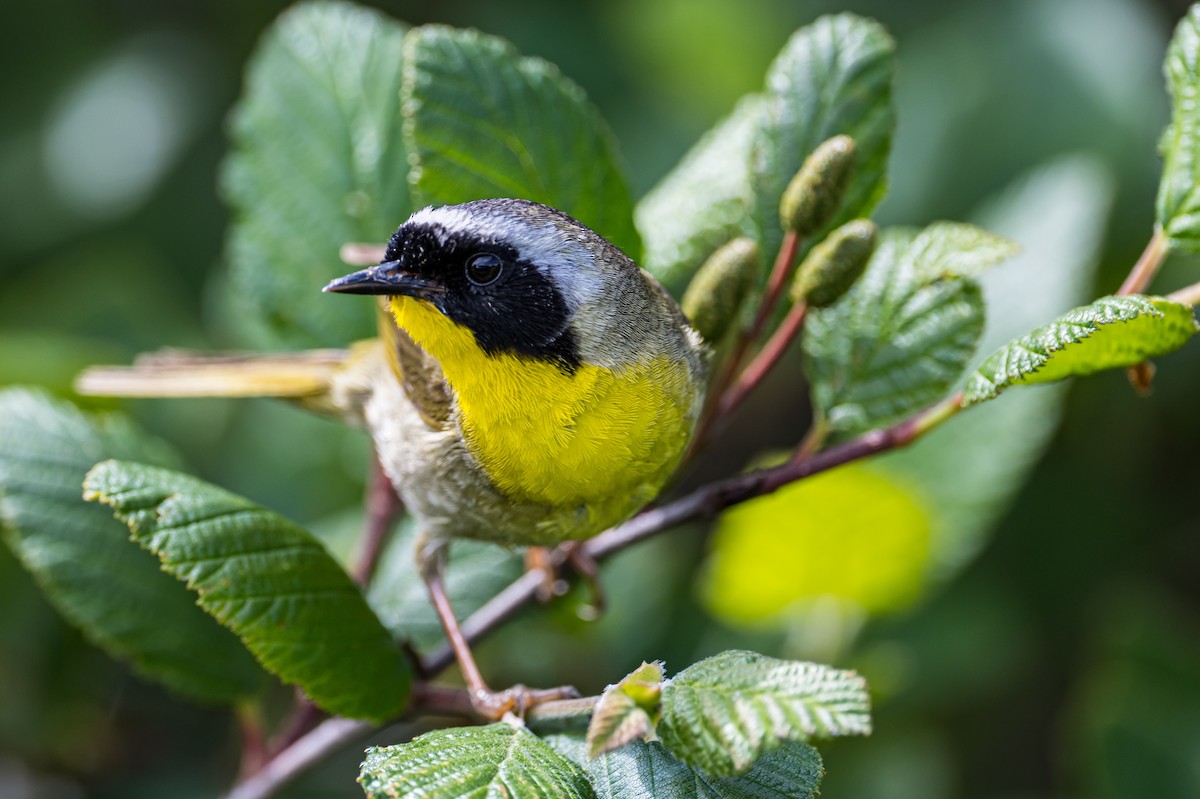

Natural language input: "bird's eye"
[465,252,504,286]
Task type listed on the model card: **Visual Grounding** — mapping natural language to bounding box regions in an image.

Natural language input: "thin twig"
[746,229,803,345]
[409,683,478,719]
[526,695,601,722]
[236,702,268,780]
[692,231,803,450]
[1118,229,1168,296]
[352,454,402,586]
[225,718,373,799]
[589,392,964,558]
[265,694,323,758]
[790,419,829,464]
[1168,279,1200,307]
[231,391,966,799]
[718,302,808,417]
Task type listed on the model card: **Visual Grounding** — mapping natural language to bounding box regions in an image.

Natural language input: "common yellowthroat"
[78,198,709,717]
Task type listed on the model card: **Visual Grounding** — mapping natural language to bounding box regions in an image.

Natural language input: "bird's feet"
[525,542,605,618]
[469,682,580,721]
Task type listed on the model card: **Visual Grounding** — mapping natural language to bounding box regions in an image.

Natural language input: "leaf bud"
[790,219,877,308]
[779,134,857,238]
[681,237,760,343]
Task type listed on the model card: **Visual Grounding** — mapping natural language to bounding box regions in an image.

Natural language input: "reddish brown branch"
[1118,229,1168,296]
[692,230,803,451]
[718,302,808,417]
[352,454,402,586]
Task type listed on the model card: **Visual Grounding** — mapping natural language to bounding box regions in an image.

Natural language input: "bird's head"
[324,199,635,374]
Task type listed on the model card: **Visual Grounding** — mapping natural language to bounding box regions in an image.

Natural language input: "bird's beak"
[322,260,443,298]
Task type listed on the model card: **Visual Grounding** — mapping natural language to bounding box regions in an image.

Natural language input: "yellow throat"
[389,296,696,524]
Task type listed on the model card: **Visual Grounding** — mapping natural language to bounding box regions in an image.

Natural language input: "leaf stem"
[265,694,324,759]
[1167,279,1200,307]
[691,231,802,451]
[747,230,803,345]
[351,453,403,586]
[526,695,601,722]
[236,701,268,780]
[718,302,809,417]
[1118,228,1168,296]
[790,419,829,463]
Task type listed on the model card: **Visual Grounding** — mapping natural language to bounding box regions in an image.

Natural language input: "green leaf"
[586,661,663,757]
[804,224,1005,437]
[751,14,895,273]
[403,26,639,257]
[903,221,1020,280]
[963,294,1198,406]
[880,157,1116,573]
[637,95,767,297]
[702,463,931,625]
[545,731,824,799]
[1156,5,1200,250]
[367,516,522,649]
[83,460,411,722]
[0,388,263,703]
[658,651,870,777]
[360,723,596,799]
[221,1,412,347]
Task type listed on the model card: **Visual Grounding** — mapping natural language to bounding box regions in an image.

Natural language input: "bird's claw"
[470,683,580,721]
[524,543,606,618]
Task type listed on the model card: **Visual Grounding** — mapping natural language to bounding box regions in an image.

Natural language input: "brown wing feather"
[375,298,453,428]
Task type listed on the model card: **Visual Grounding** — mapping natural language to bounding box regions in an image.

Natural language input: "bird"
[77,198,709,719]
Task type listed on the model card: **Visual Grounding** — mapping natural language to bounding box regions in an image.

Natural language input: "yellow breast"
[391,297,696,530]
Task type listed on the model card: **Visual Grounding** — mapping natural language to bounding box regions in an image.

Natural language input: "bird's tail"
[74,347,375,419]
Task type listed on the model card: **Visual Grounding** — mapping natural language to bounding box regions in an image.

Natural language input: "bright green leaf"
[0,388,263,703]
[804,225,997,438]
[221,1,412,347]
[702,464,931,625]
[84,460,411,722]
[963,295,1198,406]
[586,661,663,757]
[367,516,522,649]
[403,26,639,257]
[658,650,870,777]
[1156,5,1200,250]
[904,221,1020,280]
[751,14,895,273]
[546,732,824,799]
[360,723,595,799]
[879,157,1114,574]
[637,95,767,297]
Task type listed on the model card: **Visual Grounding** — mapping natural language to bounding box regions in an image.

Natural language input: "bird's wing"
[375,298,453,429]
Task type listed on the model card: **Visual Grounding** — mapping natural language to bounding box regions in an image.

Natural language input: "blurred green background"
[3,0,1200,797]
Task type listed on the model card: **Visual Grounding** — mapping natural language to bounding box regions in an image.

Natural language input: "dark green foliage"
[85,460,411,721]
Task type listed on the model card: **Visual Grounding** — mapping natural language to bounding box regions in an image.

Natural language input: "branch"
[717,302,808,417]
[225,718,373,799]
[426,390,965,669]
[1118,229,1168,296]
[351,454,402,586]
[746,229,803,344]
[234,392,965,799]
[1168,278,1200,307]
[587,391,963,558]
[691,231,802,452]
